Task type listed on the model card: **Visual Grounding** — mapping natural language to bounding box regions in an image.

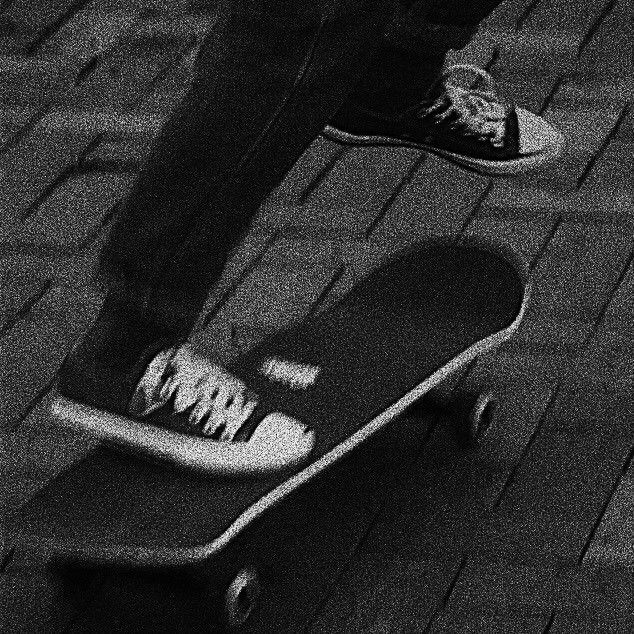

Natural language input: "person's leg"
[326,0,565,175]
[344,0,504,114]
[60,0,396,414]
[100,0,396,335]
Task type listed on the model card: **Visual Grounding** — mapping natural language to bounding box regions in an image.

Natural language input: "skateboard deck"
[14,237,529,630]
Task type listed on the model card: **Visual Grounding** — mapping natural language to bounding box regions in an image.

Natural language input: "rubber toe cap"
[516,107,565,160]
[250,413,316,470]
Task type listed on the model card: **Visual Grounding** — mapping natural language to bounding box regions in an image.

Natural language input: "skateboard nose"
[250,413,316,469]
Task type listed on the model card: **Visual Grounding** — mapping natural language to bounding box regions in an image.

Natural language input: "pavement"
[0,0,632,631]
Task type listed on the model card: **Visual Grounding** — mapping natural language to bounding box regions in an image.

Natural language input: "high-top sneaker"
[325,64,564,176]
[57,299,314,475]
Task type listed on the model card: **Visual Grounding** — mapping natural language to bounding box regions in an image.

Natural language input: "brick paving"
[0,0,632,631]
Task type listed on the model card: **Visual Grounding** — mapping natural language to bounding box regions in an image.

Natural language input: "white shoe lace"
[130,345,258,440]
[418,64,509,148]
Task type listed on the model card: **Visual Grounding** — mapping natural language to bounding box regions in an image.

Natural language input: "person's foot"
[324,64,565,176]
[128,345,261,439]
[56,298,315,475]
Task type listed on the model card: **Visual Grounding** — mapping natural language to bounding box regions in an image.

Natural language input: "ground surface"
[0,0,632,631]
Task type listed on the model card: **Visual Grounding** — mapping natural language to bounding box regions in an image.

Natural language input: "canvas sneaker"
[324,64,564,176]
[57,300,314,475]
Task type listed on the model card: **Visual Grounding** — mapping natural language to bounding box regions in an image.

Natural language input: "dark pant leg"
[347,0,504,112]
[421,0,505,27]
[387,0,505,52]
[98,0,395,336]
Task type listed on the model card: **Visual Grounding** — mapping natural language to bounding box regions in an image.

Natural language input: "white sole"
[322,125,565,177]
[51,398,315,477]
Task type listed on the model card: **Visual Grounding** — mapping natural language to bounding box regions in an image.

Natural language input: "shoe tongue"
[417,80,474,120]
[420,76,476,115]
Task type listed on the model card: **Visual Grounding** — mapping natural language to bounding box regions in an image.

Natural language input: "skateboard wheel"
[449,389,497,445]
[223,566,260,629]
[466,392,497,442]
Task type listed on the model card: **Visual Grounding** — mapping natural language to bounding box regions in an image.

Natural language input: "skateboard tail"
[51,399,315,477]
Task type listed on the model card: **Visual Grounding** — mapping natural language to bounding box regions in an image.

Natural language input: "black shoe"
[56,298,315,474]
[324,64,564,176]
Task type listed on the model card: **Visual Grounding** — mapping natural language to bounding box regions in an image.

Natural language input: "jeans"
[99,0,503,337]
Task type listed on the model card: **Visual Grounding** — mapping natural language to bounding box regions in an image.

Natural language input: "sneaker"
[127,343,315,475]
[56,301,315,476]
[324,64,565,176]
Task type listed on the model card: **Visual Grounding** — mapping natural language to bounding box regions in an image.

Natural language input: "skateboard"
[13,237,529,631]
